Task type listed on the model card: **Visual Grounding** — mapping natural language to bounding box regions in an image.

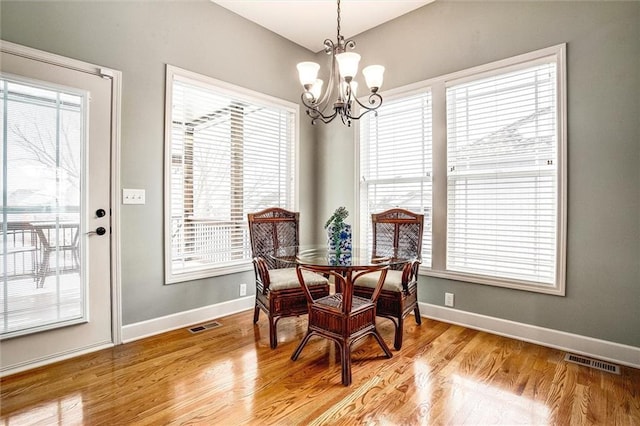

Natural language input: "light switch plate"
[122,188,145,205]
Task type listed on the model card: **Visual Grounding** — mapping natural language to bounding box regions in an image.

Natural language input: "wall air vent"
[564,353,620,374]
[188,321,222,334]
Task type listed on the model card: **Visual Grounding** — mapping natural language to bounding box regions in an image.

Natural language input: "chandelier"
[296,0,385,126]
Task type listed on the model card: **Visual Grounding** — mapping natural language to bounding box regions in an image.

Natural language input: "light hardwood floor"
[1,310,639,425]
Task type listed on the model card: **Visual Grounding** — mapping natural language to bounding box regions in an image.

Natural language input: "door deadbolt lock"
[96,208,106,218]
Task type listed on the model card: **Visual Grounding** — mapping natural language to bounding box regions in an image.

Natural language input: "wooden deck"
[1,310,639,425]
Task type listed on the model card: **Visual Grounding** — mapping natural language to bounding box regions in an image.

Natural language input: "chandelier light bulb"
[363,65,385,92]
[336,52,361,80]
[297,62,320,87]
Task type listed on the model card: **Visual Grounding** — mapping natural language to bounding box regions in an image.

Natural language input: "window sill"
[166,261,253,285]
[418,266,565,296]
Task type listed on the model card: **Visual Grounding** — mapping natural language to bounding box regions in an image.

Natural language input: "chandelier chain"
[336,0,341,40]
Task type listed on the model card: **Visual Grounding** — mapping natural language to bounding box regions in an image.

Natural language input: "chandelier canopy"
[296,0,384,126]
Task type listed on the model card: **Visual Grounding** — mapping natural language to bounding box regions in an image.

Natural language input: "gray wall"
[319,1,640,347]
[0,0,318,324]
[2,1,638,348]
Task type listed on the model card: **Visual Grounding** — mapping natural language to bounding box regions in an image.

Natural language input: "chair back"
[247,208,299,270]
[372,209,424,269]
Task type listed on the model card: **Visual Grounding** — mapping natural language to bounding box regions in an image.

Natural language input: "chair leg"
[394,315,404,350]
[37,250,50,288]
[372,330,393,358]
[414,305,422,325]
[253,304,260,324]
[269,316,278,349]
[341,341,351,386]
[291,331,314,361]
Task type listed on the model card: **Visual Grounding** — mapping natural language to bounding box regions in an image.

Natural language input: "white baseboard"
[8,298,635,377]
[419,302,640,369]
[122,296,254,343]
[1,341,114,378]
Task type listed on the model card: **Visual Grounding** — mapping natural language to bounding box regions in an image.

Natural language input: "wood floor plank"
[1,310,639,425]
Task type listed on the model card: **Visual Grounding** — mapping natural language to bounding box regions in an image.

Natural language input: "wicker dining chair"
[248,208,330,349]
[353,208,424,350]
[291,265,393,386]
[3,222,41,284]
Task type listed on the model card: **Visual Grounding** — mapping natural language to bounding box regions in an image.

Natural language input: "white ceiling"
[212,0,433,53]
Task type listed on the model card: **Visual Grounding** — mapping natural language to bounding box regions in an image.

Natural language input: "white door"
[0,44,114,373]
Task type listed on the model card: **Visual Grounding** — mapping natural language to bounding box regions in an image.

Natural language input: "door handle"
[87,227,107,236]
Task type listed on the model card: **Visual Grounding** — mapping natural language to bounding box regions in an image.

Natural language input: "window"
[446,59,560,286]
[359,92,433,266]
[358,44,566,294]
[165,66,297,283]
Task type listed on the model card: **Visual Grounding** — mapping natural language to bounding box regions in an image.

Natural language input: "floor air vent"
[564,353,620,374]
[188,321,222,334]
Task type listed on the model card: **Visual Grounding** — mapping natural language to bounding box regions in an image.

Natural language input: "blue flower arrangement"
[324,206,352,257]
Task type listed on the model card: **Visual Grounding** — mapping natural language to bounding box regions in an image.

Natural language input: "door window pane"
[1,76,86,338]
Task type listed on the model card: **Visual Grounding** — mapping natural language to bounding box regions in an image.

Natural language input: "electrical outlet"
[445,292,454,307]
[239,283,247,296]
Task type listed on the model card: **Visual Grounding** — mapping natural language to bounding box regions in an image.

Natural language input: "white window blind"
[1,76,85,338]
[166,68,296,283]
[446,61,558,285]
[359,92,432,266]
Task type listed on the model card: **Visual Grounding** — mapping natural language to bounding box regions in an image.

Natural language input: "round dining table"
[271,244,414,297]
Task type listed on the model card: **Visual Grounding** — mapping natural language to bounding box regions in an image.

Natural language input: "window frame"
[164,65,299,284]
[357,44,567,295]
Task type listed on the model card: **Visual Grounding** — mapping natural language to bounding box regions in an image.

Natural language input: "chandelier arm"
[352,92,383,111]
[316,109,339,124]
[323,39,334,55]
[306,47,340,117]
[300,93,318,111]
[348,93,384,120]
[301,93,339,124]
[308,108,339,125]
[301,99,325,121]
[313,49,339,113]
[343,38,356,51]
